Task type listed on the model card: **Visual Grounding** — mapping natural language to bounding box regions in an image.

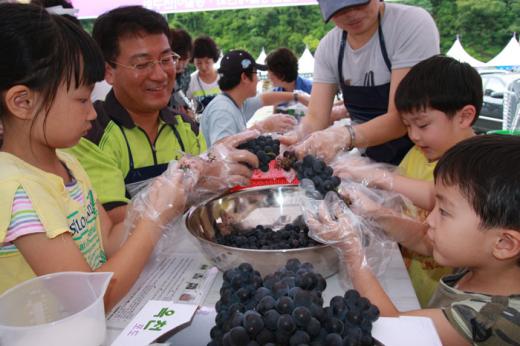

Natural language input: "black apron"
[120,124,185,198]
[338,13,412,165]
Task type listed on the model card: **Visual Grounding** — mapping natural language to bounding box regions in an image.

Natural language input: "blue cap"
[317,0,371,22]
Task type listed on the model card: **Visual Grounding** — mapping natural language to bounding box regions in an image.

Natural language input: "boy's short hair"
[170,28,192,60]
[192,35,220,62]
[266,47,299,83]
[434,134,520,232]
[395,55,483,125]
[92,6,170,67]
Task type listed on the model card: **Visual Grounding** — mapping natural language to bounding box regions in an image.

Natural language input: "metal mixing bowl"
[185,185,338,278]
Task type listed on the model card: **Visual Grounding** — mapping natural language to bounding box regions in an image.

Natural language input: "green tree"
[80,2,519,64]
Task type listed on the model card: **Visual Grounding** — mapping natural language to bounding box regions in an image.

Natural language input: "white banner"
[70,0,318,19]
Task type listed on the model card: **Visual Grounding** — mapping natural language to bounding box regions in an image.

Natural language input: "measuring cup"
[0,271,113,346]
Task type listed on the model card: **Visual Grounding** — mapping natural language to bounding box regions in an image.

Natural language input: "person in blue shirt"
[266,47,348,121]
[266,47,313,94]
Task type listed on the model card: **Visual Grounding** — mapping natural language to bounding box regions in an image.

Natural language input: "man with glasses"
[200,49,309,147]
[68,6,207,224]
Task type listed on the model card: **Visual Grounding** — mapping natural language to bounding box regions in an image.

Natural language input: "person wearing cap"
[200,49,308,147]
[286,0,440,165]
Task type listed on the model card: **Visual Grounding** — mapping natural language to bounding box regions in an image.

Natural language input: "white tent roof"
[256,48,267,65]
[486,34,520,67]
[446,36,486,67]
[256,48,267,76]
[298,46,315,75]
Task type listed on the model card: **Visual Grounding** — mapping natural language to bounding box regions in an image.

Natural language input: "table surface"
[161,223,420,345]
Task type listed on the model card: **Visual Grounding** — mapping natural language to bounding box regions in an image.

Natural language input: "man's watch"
[293,91,299,103]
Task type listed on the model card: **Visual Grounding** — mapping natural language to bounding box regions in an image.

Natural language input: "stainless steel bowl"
[185,185,338,278]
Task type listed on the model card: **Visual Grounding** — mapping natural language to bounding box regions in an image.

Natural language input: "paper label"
[111,300,198,346]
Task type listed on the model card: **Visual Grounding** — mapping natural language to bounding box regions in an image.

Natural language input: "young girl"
[0,4,258,311]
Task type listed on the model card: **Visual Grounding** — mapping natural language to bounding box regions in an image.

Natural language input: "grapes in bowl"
[184,185,339,278]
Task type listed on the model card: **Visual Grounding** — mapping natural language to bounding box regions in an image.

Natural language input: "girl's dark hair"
[395,55,483,124]
[30,0,80,25]
[0,3,104,119]
[170,28,193,60]
[192,35,220,62]
[266,48,299,83]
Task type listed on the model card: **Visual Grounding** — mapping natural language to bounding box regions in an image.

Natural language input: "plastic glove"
[302,191,366,268]
[123,160,193,241]
[252,114,297,134]
[186,130,260,203]
[330,104,349,122]
[331,152,395,190]
[300,183,394,287]
[291,125,351,163]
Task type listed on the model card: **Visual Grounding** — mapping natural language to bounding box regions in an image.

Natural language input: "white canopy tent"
[256,47,268,79]
[256,47,267,65]
[298,46,315,77]
[446,35,486,67]
[486,34,520,68]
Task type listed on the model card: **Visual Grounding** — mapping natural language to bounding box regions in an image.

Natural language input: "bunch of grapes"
[215,222,320,250]
[238,135,281,172]
[278,152,341,197]
[208,259,379,346]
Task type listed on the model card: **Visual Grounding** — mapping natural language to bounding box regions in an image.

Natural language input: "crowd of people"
[0,0,518,345]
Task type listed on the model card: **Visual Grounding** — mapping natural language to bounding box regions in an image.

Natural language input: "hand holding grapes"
[198,130,261,188]
[304,192,365,268]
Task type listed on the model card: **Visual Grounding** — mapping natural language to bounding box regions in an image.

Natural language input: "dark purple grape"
[277,314,296,334]
[289,330,311,346]
[263,309,281,331]
[256,328,275,344]
[276,296,294,314]
[243,311,264,336]
[257,295,276,314]
[292,306,312,327]
[324,333,343,346]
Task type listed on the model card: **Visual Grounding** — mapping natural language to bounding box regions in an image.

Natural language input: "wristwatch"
[292,91,299,103]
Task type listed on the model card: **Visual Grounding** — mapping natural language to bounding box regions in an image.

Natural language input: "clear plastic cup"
[0,271,113,346]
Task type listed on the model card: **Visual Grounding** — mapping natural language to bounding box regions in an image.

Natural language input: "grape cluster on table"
[279,152,341,197]
[238,135,280,172]
[215,222,320,250]
[209,259,380,346]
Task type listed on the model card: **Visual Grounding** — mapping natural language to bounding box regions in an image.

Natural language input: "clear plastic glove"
[331,152,395,190]
[303,191,366,268]
[291,125,350,163]
[252,114,297,134]
[188,130,260,203]
[330,104,349,122]
[124,160,194,239]
[300,184,394,288]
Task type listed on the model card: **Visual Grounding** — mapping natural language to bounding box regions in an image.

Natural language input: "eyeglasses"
[112,52,180,73]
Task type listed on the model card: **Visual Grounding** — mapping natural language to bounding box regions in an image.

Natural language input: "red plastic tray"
[230,160,299,192]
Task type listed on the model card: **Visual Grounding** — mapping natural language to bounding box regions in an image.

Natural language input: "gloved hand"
[302,191,365,268]
[330,104,349,122]
[186,130,260,202]
[290,125,352,163]
[252,114,297,134]
[124,160,193,242]
[331,153,395,190]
